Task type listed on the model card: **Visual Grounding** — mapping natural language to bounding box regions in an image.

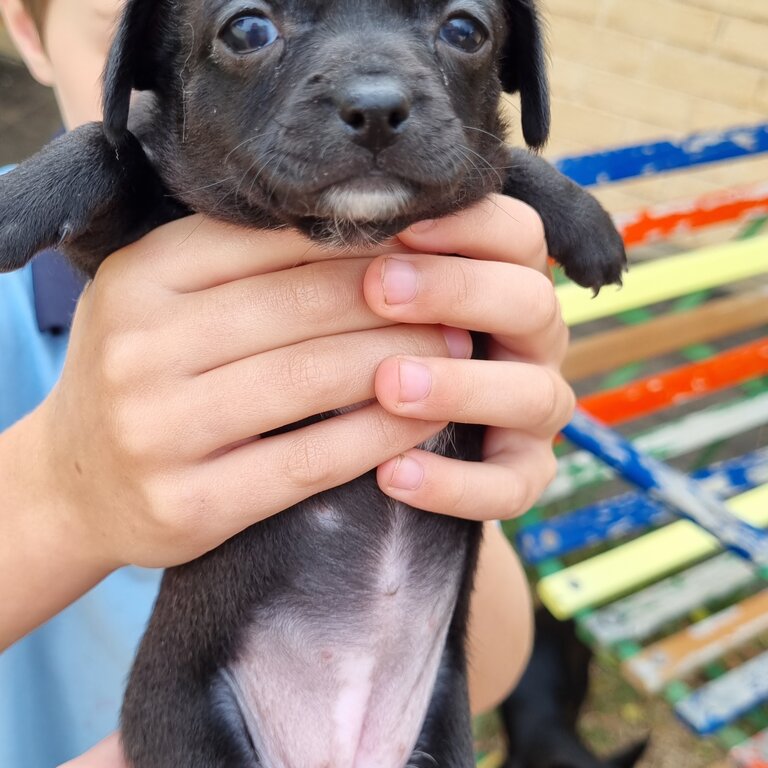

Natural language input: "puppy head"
[103,0,550,245]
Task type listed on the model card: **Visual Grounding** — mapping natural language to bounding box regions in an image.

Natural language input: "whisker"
[172,176,236,198]
[457,143,503,187]
[462,124,506,145]
[453,144,494,188]
[224,134,261,166]
[179,23,195,144]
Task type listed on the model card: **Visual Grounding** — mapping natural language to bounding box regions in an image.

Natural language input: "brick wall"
[503,0,768,219]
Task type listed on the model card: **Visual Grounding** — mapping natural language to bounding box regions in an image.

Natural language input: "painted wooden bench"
[732,729,768,768]
[504,121,768,767]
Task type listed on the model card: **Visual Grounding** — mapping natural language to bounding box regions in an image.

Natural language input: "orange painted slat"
[623,589,768,694]
[615,183,768,248]
[579,338,768,426]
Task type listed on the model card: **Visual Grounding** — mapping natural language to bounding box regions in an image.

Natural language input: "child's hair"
[21,0,49,30]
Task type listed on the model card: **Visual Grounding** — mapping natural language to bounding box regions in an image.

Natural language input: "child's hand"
[33,219,454,572]
[369,194,574,520]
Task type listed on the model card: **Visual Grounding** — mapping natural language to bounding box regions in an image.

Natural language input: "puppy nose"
[337,78,411,153]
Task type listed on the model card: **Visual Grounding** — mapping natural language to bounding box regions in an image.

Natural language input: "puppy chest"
[219,498,467,768]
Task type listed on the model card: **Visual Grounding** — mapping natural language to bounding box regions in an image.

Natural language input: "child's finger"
[109,215,403,293]
[168,258,388,372]
[375,356,575,438]
[395,194,549,275]
[159,405,448,563]
[183,325,450,456]
[376,439,558,521]
[364,254,567,364]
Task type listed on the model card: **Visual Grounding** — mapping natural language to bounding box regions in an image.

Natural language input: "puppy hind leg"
[0,124,175,277]
[410,641,475,768]
[121,672,258,768]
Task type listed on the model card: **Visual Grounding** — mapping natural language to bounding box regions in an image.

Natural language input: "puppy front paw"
[556,199,627,293]
[501,148,627,294]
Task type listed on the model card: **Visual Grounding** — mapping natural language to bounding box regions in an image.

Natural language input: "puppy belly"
[220,502,462,768]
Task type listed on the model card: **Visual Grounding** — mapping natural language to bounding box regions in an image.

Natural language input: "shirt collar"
[31,249,86,335]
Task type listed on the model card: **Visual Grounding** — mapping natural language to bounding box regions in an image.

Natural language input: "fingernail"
[442,326,473,359]
[398,359,432,402]
[382,258,418,305]
[388,454,424,490]
[409,219,437,234]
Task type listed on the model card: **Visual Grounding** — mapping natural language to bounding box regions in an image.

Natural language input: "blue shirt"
[0,165,162,767]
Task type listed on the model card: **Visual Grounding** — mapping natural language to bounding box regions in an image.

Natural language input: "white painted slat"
[541,394,768,505]
[581,552,757,646]
[675,650,768,735]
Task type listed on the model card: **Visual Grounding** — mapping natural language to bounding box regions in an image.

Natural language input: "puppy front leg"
[0,124,179,278]
[502,148,626,292]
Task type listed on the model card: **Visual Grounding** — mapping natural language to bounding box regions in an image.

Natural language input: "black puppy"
[501,609,648,768]
[0,1,626,766]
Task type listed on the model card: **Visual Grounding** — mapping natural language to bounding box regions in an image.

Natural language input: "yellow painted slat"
[556,237,768,326]
[538,484,768,620]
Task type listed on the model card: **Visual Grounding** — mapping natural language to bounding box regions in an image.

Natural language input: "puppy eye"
[221,14,279,54]
[438,16,487,53]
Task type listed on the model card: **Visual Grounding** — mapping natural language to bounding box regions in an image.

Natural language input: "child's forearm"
[467,522,534,715]
[0,409,116,650]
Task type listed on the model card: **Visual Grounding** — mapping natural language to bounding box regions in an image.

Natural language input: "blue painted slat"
[554,124,768,187]
[518,448,768,564]
[675,650,768,735]
[560,410,768,565]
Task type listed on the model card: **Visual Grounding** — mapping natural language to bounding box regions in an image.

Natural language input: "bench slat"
[675,650,768,735]
[581,552,757,646]
[579,338,768,425]
[542,393,768,505]
[518,449,768,564]
[556,236,768,326]
[538,485,768,619]
[624,589,768,694]
[555,124,768,187]
[617,182,768,248]
[730,728,768,768]
[563,290,768,382]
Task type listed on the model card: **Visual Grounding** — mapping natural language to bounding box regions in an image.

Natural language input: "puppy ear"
[499,0,551,149]
[102,0,162,144]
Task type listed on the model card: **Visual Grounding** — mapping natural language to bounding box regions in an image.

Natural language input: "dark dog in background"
[501,609,648,768]
[0,1,626,766]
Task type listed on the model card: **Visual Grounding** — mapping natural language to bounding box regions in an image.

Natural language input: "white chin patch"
[318,184,413,222]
